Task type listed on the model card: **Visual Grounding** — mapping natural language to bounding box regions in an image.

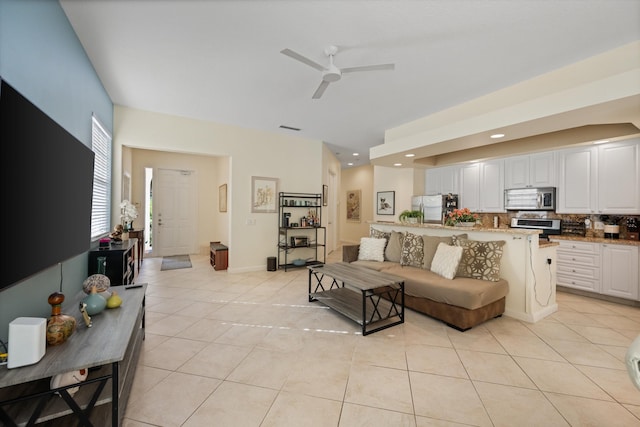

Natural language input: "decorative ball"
[82,274,111,299]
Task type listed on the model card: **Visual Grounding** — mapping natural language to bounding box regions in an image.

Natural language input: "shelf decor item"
[445,208,479,226]
[120,199,138,231]
[82,286,107,316]
[399,209,423,224]
[46,292,77,346]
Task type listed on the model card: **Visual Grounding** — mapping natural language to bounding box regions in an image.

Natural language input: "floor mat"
[161,255,192,271]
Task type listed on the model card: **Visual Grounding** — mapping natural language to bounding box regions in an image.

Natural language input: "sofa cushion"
[422,235,453,269]
[455,238,506,282]
[400,232,424,267]
[358,237,387,262]
[385,231,403,263]
[430,242,463,279]
[351,260,396,272]
[384,264,509,310]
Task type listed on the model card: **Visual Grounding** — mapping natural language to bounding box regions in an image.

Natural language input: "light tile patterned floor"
[123,249,640,427]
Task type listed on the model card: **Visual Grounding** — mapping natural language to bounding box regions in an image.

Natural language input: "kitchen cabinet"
[557,139,640,214]
[597,139,640,214]
[556,146,598,214]
[459,160,504,212]
[601,243,639,300]
[505,152,555,189]
[555,240,600,293]
[554,239,639,301]
[425,165,459,195]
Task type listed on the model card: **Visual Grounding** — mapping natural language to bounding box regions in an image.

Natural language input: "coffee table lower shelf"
[310,287,404,335]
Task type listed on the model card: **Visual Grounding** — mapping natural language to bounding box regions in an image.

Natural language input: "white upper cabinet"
[557,146,598,214]
[505,152,555,189]
[459,160,504,212]
[597,139,640,214]
[480,159,504,212]
[425,165,459,195]
[557,138,640,214]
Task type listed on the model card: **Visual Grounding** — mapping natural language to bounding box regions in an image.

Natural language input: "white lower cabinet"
[601,243,639,300]
[554,240,639,300]
[556,241,600,293]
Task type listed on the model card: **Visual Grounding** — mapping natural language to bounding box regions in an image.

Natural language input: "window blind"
[91,114,112,239]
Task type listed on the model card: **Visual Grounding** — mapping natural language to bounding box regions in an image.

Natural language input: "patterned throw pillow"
[455,238,506,281]
[400,232,424,267]
[430,243,464,280]
[358,237,387,262]
[370,228,390,242]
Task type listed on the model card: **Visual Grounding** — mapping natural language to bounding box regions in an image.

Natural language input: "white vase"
[457,221,476,227]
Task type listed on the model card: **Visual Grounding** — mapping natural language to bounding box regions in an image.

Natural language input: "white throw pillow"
[358,237,387,262]
[430,242,463,280]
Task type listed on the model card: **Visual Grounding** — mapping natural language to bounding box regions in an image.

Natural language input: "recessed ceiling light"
[353,152,359,156]
[490,133,505,139]
[405,153,415,158]
[593,139,609,145]
[394,163,402,167]
[347,162,354,166]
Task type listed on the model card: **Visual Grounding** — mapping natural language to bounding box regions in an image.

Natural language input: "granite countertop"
[549,234,640,247]
[371,221,540,236]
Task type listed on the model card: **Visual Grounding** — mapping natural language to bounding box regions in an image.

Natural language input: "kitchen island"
[369,222,558,323]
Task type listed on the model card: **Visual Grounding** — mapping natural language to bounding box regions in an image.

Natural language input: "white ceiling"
[60,0,640,168]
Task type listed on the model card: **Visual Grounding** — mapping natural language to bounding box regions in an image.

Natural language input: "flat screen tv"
[0,78,95,291]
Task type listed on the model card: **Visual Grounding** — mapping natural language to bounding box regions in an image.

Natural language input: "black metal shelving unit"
[278,192,326,271]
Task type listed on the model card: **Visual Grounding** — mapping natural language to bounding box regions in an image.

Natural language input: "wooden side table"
[210,241,228,271]
[128,229,144,270]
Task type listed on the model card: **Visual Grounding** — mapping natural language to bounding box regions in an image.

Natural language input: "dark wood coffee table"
[308,262,404,335]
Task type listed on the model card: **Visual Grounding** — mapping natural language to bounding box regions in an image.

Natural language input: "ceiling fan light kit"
[281,45,394,99]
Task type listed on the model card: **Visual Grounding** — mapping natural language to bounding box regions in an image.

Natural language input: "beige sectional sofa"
[342,230,509,331]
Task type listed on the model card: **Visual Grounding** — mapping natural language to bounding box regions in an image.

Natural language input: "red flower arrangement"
[445,208,479,226]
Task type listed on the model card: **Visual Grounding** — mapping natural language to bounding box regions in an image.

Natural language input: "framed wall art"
[322,185,328,206]
[251,176,278,213]
[219,183,227,212]
[377,191,395,215]
[346,189,361,222]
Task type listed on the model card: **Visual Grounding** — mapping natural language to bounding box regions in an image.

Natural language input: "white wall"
[340,165,374,244]
[114,106,323,272]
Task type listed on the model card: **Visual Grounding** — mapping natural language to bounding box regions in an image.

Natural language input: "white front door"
[153,168,197,257]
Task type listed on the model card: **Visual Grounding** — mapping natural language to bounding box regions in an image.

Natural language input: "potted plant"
[445,208,479,226]
[399,209,423,224]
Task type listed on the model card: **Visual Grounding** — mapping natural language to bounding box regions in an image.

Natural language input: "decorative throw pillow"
[422,235,453,270]
[385,231,403,263]
[451,233,469,246]
[400,232,424,267]
[430,243,464,280]
[358,237,387,262]
[455,238,506,281]
[370,228,390,244]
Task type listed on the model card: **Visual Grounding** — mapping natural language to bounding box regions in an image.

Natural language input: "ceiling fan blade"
[312,80,330,99]
[280,48,325,71]
[341,63,395,73]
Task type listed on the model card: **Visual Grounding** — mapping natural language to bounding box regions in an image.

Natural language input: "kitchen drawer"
[557,263,600,280]
[555,240,600,254]
[556,252,600,267]
[557,274,600,292]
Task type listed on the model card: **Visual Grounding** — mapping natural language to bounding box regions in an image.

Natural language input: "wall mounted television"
[0,78,95,291]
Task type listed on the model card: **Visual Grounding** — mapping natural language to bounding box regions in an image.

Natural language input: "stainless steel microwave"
[504,187,556,211]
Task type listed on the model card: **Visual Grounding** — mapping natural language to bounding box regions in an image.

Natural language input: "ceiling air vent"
[279,125,301,131]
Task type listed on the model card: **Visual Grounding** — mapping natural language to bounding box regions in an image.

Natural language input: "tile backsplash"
[475,212,639,240]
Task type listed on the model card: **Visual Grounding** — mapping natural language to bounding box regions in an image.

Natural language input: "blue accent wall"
[0,0,113,342]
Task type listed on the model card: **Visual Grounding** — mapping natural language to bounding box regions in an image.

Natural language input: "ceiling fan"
[280,45,395,99]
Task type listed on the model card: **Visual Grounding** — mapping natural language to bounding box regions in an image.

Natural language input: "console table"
[0,284,146,426]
